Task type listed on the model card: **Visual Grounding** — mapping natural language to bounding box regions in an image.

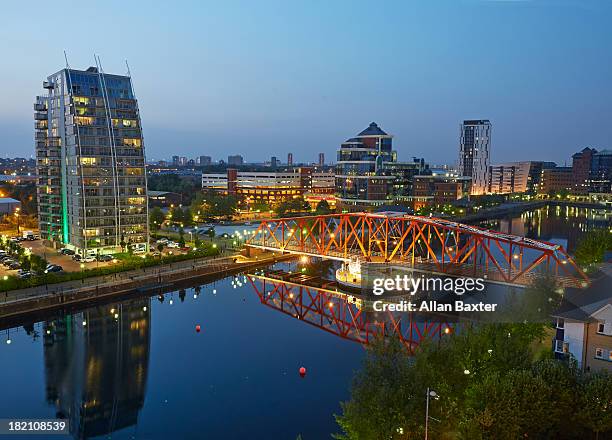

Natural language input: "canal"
[0,206,609,439]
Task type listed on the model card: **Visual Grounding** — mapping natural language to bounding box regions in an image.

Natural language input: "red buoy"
[299,367,306,377]
[195,325,201,333]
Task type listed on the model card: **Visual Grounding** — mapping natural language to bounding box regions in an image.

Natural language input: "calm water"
[0,206,609,439]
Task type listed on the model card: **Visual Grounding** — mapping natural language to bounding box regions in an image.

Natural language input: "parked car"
[156,238,169,244]
[18,271,33,279]
[72,254,82,261]
[9,262,21,270]
[96,254,113,262]
[59,248,75,255]
[3,259,15,267]
[82,256,95,263]
[166,241,179,248]
[44,265,63,274]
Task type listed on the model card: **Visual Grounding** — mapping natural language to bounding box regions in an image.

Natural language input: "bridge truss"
[245,212,589,288]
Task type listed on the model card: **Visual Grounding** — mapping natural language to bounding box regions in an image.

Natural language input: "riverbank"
[0,251,294,320]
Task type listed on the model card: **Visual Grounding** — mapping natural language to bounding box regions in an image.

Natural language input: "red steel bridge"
[245,212,589,288]
[247,274,454,353]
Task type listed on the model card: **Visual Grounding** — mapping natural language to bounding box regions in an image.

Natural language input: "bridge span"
[245,212,589,288]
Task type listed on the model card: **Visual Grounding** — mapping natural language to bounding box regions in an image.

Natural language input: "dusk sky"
[1,0,610,165]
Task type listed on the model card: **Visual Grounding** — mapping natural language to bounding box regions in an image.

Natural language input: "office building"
[172,156,179,166]
[228,155,244,166]
[539,167,574,194]
[199,155,211,166]
[335,122,396,208]
[287,153,293,166]
[488,161,532,194]
[271,156,278,168]
[35,65,148,253]
[318,153,325,167]
[572,147,597,195]
[459,119,491,195]
[412,172,471,210]
[590,149,612,194]
[202,167,334,205]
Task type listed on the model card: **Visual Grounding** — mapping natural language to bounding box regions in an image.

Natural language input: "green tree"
[149,207,165,231]
[315,199,332,215]
[575,228,612,267]
[576,371,612,438]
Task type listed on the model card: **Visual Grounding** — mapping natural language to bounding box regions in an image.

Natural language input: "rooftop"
[357,122,388,137]
[0,198,20,204]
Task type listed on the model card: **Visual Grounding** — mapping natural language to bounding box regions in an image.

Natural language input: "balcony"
[43,81,54,89]
[34,112,47,121]
[35,131,47,140]
[34,103,46,111]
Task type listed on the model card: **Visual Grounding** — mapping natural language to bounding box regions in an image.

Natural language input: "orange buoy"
[195,325,201,333]
[299,367,306,377]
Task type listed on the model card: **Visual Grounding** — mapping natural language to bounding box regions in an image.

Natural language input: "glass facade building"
[35,66,148,254]
[459,119,491,195]
[335,122,396,208]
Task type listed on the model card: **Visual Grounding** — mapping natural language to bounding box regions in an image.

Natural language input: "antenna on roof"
[125,59,132,77]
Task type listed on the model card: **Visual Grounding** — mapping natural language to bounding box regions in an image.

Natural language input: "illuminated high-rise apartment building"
[34,64,148,254]
[458,119,491,195]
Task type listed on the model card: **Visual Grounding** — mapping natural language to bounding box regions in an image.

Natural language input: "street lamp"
[425,388,439,440]
[14,208,20,235]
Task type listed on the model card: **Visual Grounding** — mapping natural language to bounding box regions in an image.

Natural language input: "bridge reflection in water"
[247,274,454,354]
[42,297,151,439]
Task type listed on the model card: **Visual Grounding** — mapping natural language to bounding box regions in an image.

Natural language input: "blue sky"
[0,0,610,165]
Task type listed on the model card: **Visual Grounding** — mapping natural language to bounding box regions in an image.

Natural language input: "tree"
[315,199,332,215]
[149,207,165,231]
[194,235,202,249]
[156,242,164,256]
[575,228,612,267]
[576,371,612,438]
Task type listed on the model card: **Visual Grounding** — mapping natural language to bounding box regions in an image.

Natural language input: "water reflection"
[43,297,151,439]
[485,206,611,253]
[246,273,454,353]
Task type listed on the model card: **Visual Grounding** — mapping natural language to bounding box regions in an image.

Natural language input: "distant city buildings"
[270,156,279,168]
[35,65,148,253]
[199,155,211,166]
[459,120,491,196]
[318,153,325,167]
[228,155,244,166]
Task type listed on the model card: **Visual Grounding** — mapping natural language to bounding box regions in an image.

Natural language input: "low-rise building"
[552,274,612,372]
[0,197,21,215]
[202,167,335,206]
[148,191,183,208]
[412,173,471,210]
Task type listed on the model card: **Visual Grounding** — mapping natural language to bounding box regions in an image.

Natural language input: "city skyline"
[1,1,611,165]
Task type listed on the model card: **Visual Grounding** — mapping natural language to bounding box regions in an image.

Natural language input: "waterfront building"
[335,122,430,210]
[34,65,148,254]
[228,155,244,166]
[572,147,597,195]
[539,167,574,194]
[199,155,212,166]
[412,172,471,210]
[552,278,612,372]
[589,149,612,194]
[201,167,335,205]
[458,119,491,195]
[488,161,532,194]
[335,122,396,209]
